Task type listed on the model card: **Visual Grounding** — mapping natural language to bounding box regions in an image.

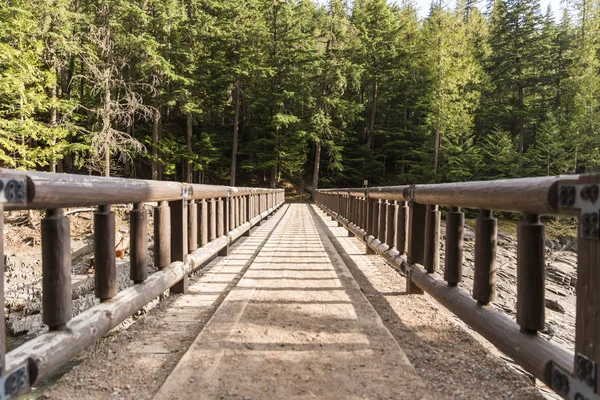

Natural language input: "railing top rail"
[0,169,283,210]
[317,175,584,214]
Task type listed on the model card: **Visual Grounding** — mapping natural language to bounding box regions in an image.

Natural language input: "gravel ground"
[311,205,545,400]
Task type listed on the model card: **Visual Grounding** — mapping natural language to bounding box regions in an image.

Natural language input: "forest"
[0,0,599,189]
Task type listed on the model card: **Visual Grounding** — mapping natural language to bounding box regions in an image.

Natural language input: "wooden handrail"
[316,173,600,400]
[0,169,285,398]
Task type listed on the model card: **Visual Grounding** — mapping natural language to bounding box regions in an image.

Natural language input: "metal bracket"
[0,365,29,399]
[181,186,192,200]
[0,179,26,204]
[553,359,600,400]
[559,184,600,239]
[404,185,416,203]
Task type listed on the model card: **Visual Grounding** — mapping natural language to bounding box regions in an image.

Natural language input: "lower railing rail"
[316,174,600,400]
[0,169,284,398]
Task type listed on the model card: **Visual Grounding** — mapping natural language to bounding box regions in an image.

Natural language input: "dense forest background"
[1,0,599,189]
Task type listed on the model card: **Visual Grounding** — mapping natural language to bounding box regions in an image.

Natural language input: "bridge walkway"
[155,203,431,399]
[45,203,542,400]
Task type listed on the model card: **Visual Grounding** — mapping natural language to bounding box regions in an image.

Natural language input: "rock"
[545,298,565,313]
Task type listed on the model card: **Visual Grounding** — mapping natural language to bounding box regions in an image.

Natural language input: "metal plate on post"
[553,363,600,400]
[181,185,192,200]
[559,184,600,239]
[0,364,29,400]
[0,179,26,204]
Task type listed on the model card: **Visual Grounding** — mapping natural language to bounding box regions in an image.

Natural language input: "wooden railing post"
[444,206,464,286]
[95,205,117,300]
[188,200,198,253]
[198,199,208,246]
[424,204,440,273]
[229,195,236,231]
[0,206,4,374]
[366,198,378,254]
[362,197,368,230]
[517,213,545,334]
[378,200,386,243]
[154,201,171,270]
[395,201,408,254]
[473,209,497,305]
[348,194,355,237]
[244,195,251,236]
[209,198,217,241]
[386,201,395,247]
[130,203,148,283]
[218,196,228,256]
[42,208,72,330]
[169,199,188,294]
[407,202,426,294]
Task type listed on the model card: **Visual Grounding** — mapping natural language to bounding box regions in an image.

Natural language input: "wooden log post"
[169,199,188,294]
[188,200,198,253]
[473,210,498,305]
[444,206,464,286]
[395,201,408,254]
[576,225,600,394]
[199,199,208,246]
[130,203,148,283]
[224,195,230,234]
[386,201,395,247]
[378,200,387,243]
[407,202,427,294]
[154,201,171,270]
[94,205,117,301]
[209,198,217,241]
[42,208,72,330]
[348,195,355,237]
[517,213,545,334]
[367,198,378,254]
[338,196,345,227]
[362,197,368,230]
[0,206,4,374]
[229,196,236,232]
[424,205,441,274]
[243,195,251,237]
[217,197,228,256]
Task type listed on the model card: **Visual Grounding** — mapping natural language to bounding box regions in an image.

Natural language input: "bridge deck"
[155,203,431,399]
[45,203,543,400]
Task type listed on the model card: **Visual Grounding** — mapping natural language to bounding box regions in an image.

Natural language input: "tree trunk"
[230,80,240,186]
[152,112,159,180]
[518,85,524,155]
[312,140,321,190]
[367,79,378,149]
[186,113,193,183]
[49,82,58,173]
[102,85,111,177]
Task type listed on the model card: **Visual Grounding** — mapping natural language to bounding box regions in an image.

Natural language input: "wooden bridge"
[0,170,598,399]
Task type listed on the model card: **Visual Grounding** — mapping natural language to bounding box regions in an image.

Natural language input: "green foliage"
[0,0,599,187]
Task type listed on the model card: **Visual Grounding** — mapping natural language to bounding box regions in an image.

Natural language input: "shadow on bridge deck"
[154,204,432,399]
